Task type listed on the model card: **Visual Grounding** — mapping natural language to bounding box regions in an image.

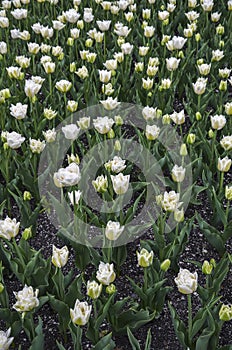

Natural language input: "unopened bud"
[219,80,227,91]
[180,143,188,156]
[106,283,116,295]
[114,140,121,151]
[195,112,202,120]
[219,304,232,321]
[23,191,32,201]
[22,227,33,240]
[187,133,196,144]
[67,37,74,46]
[208,129,214,138]
[160,259,171,272]
[107,129,115,139]
[195,33,201,42]
[202,260,213,275]
[0,282,4,293]
[114,115,123,126]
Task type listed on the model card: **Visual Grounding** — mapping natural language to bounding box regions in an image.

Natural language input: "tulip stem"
[219,172,224,194]
[144,267,148,291]
[224,200,229,230]
[187,294,192,345]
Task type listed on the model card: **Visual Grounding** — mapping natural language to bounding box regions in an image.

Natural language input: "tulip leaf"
[93,332,116,350]
[127,327,141,350]
[168,302,188,348]
[65,274,83,307]
[195,310,216,350]
[56,342,67,350]
[196,214,225,255]
[29,317,44,350]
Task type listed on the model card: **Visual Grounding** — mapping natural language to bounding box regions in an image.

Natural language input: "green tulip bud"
[195,112,202,120]
[219,80,227,91]
[180,143,188,156]
[202,260,213,275]
[114,140,121,151]
[70,62,76,73]
[67,37,74,46]
[106,283,116,295]
[22,227,33,240]
[23,191,32,201]
[219,304,232,321]
[225,185,232,200]
[114,115,123,126]
[162,114,170,124]
[3,142,9,151]
[160,259,171,272]
[195,33,201,42]
[85,38,93,47]
[187,133,196,144]
[107,129,115,139]
[208,129,214,138]
[0,282,4,293]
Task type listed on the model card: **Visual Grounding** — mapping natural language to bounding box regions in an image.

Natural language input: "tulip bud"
[107,129,115,139]
[187,133,196,144]
[1,88,11,99]
[3,142,9,150]
[160,259,171,272]
[77,20,84,29]
[195,112,202,120]
[208,129,214,138]
[52,245,69,268]
[219,304,232,321]
[216,24,224,35]
[202,260,213,275]
[180,143,188,156]
[178,51,184,59]
[114,140,121,151]
[225,185,232,200]
[67,37,74,46]
[87,280,102,299]
[162,114,170,124]
[23,191,32,201]
[70,62,76,73]
[106,283,116,295]
[67,153,80,164]
[219,40,224,48]
[174,208,184,222]
[67,100,78,112]
[85,38,93,47]
[156,109,162,119]
[114,115,123,126]
[195,33,201,42]
[137,248,154,267]
[22,227,33,240]
[219,80,227,91]
[210,258,216,268]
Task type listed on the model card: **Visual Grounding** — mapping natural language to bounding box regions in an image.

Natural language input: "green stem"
[12,238,26,273]
[144,267,148,291]
[219,171,224,194]
[187,294,192,346]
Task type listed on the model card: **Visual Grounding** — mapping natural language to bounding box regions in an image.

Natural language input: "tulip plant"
[0,0,232,348]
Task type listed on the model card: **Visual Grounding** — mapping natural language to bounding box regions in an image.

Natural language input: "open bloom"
[161,191,182,212]
[175,268,198,294]
[93,116,114,134]
[111,173,130,195]
[137,248,154,267]
[54,163,81,187]
[100,97,120,110]
[0,328,14,350]
[192,78,207,95]
[6,131,25,149]
[62,124,80,140]
[170,110,185,125]
[70,299,92,326]
[96,20,111,31]
[92,175,108,193]
[145,125,160,140]
[96,262,116,285]
[13,285,39,312]
[87,280,102,299]
[10,103,28,120]
[25,79,42,98]
[29,138,45,153]
[55,80,72,93]
[0,217,20,240]
[171,165,186,182]
[105,221,124,241]
[217,156,231,172]
[166,57,180,71]
[52,245,69,268]
[105,156,126,173]
[220,136,232,151]
[210,115,226,130]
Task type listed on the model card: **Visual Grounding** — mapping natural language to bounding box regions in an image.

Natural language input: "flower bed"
[0,0,232,349]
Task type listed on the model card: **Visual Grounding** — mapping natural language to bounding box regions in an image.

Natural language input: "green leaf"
[195,310,216,350]
[65,274,83,307]
[29,317,44,350]
[127,327,141,350]
[196,214,225,255]
[145,328,152,350]
[168,302,188,348]
[191,308,208,340]
[94,332,116,350]
[56,342,67,350]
